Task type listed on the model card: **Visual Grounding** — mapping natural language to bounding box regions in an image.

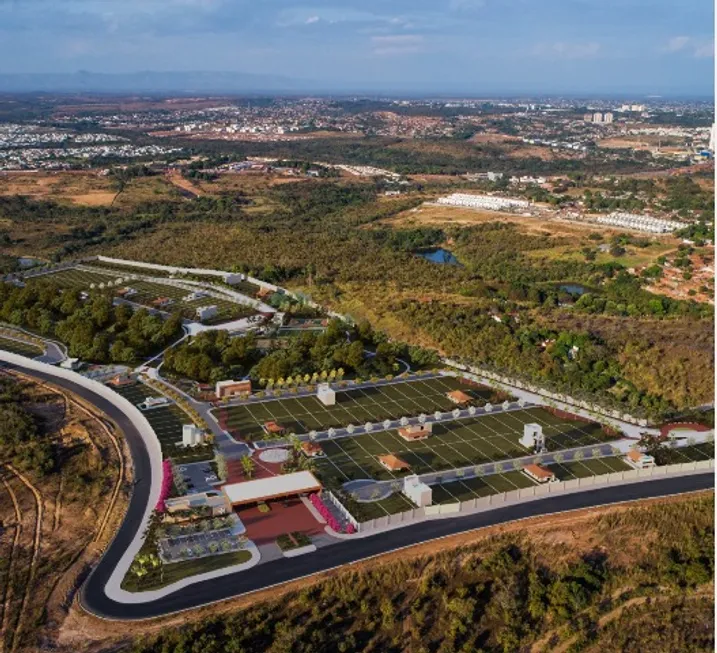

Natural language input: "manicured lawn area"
[219,376,492,441]
[431,470,536,504]
[549,456,631,481]
[30,267,119,288]
[313,406,612,487]
[111,382,213,463]
[0,336,43,357]
[121,549,251,592]
[666,442,715,463]
[127,280,254,323]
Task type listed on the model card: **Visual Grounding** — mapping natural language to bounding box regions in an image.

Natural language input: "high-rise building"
[603,112,614,124]
[583,113,593,122]
[709,123,716,153]
[593,112,603,123]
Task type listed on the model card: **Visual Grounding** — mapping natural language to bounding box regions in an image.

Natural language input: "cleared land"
[0,371,128,653]
[111,383,213,463]
[218,376,492,441]
[314,406,611,486]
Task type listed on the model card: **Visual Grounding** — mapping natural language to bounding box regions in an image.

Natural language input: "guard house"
[523,463,557,484]
[519,424,545,452]
[263,421,286,436]
[398,423,433,441]
[215,379,252,399]
[378,454,411,472]
[301,441,325,458]
[403,475,432,507]
[446,390,472,405]
[624,450,656,470]
[317,383,336,406]
[182,424,205,447]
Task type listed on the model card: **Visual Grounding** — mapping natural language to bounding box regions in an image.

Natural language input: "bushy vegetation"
[131,495,714,653]
[0,377,54,475]
[0,281,183,363]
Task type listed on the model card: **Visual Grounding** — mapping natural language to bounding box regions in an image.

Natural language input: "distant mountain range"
[0,70,308,94]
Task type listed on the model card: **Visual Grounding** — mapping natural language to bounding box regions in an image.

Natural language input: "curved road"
[4,361,713,621]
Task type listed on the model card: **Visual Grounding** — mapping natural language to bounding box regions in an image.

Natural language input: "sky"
[0,0,714,96]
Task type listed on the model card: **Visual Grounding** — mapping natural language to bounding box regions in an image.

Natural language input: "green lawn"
[0,336,43,357]
[218,376,493,441]
[29,267,119,288]
[313,406,611,487]
[549,456,632,481]
[121,549,251,592]
[111,382,213,463]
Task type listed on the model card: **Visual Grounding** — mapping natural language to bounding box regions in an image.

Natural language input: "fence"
[346,459,714,533]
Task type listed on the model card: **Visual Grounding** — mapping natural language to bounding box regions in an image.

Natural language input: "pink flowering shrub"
[310,493,356,534]
[155,459,173,513]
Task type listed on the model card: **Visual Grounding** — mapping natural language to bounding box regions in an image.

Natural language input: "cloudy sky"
[0,0,713,95]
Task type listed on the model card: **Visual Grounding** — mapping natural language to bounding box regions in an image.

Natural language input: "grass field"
[126,279,254,323]
[30,267,119,288]
[219,376,493,441]
[0,336,42,357]
[111,382,214,463]
[314,406,612,487]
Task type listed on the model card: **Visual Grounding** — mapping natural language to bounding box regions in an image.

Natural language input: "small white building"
[138,396,171,411]
[519,424,545,452]
[224,273,245,285]
[182,424,205,447]
[317,383,336,406]
[196,305,218,321]
[624,450,655,469]
[403,475,432,507]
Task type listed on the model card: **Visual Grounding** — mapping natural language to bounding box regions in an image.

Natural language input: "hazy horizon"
[0,0,713,97]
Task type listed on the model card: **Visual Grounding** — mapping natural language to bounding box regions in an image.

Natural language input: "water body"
[417,248,461,266]
[559,283,589,296]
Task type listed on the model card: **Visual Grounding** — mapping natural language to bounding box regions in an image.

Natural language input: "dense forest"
[1,177,712,418]
[0,281,183,363]
[131,494,714,653]
[0,376,54,474]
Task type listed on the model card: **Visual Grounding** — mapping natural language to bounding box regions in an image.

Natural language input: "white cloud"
[305,15,319,24]
[666,35,691,52]
[371,34,424,56]
[694,41,714,59]
[533,41,601,59]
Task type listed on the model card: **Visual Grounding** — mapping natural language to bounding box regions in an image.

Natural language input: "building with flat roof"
[398,423,433,441]
[317,383,336,406]
[165,491,230,517]
[403,475,432,507]
[215,379,252,399]
[625,450,656,469]
[523,463,557,484]
[182,424,205,447]
[378,454,411,472]
[196,305,218,321]
[222,470,322,507]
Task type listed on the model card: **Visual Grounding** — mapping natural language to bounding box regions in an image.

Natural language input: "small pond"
[417,248,461,266]
[559,283,589,296]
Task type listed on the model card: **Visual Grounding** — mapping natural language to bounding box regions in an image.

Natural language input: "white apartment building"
[435,193,531,212]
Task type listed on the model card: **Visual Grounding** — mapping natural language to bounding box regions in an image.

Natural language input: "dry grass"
[0,172,118,206]
[0,371,129,653]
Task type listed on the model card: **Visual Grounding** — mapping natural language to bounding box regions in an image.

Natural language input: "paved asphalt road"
[4,361,713,621]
